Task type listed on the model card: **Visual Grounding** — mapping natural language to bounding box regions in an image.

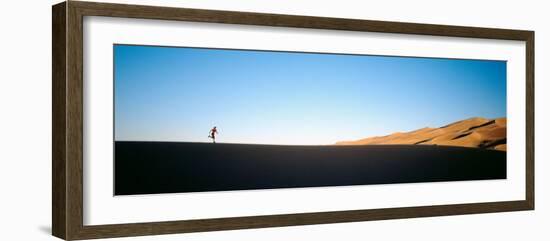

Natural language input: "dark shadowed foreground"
[115,141,506,195]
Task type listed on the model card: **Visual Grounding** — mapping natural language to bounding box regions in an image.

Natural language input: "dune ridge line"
[335,117,507,151]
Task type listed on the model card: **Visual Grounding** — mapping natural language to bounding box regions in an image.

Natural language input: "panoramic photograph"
[114,44,507,195]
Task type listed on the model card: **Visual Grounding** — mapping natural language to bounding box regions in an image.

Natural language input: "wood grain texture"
[52,2,67,239]
[74,201,530,240]
[66,2,85,240]
[525,32,535,209]
[71,1,533,40]
[51,1,535,240]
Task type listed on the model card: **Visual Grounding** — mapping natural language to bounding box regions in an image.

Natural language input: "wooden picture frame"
[52,1,534,240]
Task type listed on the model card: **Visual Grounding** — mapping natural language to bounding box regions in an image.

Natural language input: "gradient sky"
[114,45,506,145]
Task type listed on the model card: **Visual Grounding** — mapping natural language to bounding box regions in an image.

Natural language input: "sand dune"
[335,117,506,151]
[116,141,506,195]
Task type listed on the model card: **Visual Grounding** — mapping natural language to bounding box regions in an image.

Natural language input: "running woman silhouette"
[208,126,218,143]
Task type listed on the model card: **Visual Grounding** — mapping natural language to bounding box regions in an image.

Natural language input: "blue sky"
[114,45,506,145]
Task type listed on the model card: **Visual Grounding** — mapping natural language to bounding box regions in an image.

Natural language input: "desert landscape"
[115,117,507,195]
[336,117,507,151]
[115,140,506,195]
[114,45,508,195]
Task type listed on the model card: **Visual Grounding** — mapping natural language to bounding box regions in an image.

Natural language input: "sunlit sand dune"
[335,117,506,151]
